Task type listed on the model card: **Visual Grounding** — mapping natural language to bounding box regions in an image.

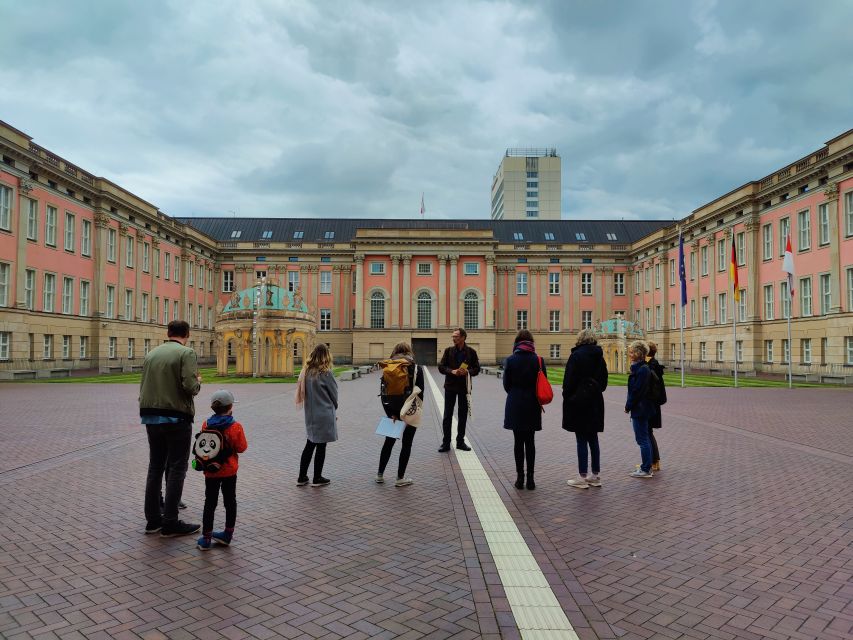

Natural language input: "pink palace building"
[1,120,852,381]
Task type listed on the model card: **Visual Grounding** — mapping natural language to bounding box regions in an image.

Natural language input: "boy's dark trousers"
[203,475,237,533]
[441,389,468,446]
[145,422,192,525]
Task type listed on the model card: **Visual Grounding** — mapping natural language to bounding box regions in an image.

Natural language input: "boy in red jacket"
[195,390,247,550]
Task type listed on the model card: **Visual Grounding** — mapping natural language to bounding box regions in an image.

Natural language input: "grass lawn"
[32,365,351,385]
[545,368,821,388]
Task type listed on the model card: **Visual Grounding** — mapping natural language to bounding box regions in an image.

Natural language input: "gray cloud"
[1,0,851,221]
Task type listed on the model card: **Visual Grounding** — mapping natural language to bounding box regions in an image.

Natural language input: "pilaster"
[449,254,459,328]
[402,254,412,328]
[438,254,448,329]
[485,255,495,329]
[354,254,364,328]
[391,254,401,328]
[824,182,842,313]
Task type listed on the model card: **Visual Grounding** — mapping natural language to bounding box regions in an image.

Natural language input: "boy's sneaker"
[160,520,201,537]
[586,475,602,487]
[566,477,589,489]
[296,476,309,486]
[630,469,653,478]
[311,477,331,487]
[375,474,385,484]
[197,535,212,551]
[395,477,413,487]
[211,531,232,546]
[145,521,162,534]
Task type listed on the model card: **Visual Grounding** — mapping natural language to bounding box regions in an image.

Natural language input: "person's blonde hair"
[305,343,333,376]
[646,340,658,357]
[628,340,649,359]
[576,328,597,346]
[390,342,413,358]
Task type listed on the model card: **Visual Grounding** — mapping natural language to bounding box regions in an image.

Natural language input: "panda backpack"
[192,422,233,473]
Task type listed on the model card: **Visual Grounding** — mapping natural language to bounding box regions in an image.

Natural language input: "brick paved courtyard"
[1,373,851,639]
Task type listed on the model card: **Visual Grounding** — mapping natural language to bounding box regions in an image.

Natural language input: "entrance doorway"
[412,338,438,365]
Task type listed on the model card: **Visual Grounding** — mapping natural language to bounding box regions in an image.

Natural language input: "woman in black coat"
[503,330,544,490]
[562,329,609,489]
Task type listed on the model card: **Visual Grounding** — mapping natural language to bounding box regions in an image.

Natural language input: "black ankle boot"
[514,473,525,489]
[526,473,535,490]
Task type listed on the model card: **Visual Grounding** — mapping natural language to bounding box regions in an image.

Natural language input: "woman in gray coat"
[296,343,338,487]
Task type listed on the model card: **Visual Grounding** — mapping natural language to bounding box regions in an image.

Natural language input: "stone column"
[486,255,495,329]
[707,236,717,325]
[332,266,341,329]
[593,267,603,322]
[354,254,364,328]
[150,238,160,322]
[391,254,401,328]
[603,267,614,320]
[507,267,517,331]
[449,254,459,328]
[692,240,701,325]
[14,180,33,308]
[561,266,572,332]
[180,248,189,322]
[118,224,129,318]
[438,254,448,329]
[495,266,505,331]
[311,265,320,317]
[540,267,548,331]
[93,211,110,317]
[402,254,412,328]
[824,183,842,313]
[135,235,144,320]
[343,267,351,330]
[744,213,760,321]
[571,267,581,331]
[529,266,538,330]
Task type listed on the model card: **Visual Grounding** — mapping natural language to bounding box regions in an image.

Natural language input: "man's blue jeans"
[631,417,652,473]
[145,422,192,525]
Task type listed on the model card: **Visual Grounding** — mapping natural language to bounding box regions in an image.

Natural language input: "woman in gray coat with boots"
[503,330,544,490]
[562,329,609,489]
[295,343,338,487]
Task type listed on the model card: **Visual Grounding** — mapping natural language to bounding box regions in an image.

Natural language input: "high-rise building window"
[463,291,478,330]
[370,291,385,329]
[418,291,433,329]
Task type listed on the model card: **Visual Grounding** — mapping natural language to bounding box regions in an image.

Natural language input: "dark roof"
[177,217,671,245]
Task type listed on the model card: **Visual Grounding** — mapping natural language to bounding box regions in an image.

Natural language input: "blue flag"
[678,229,687,307]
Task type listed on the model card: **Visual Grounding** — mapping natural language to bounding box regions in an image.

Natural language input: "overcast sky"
[1,0,851,221]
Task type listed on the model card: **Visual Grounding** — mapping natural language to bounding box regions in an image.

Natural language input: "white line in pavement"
[424,368,579,640]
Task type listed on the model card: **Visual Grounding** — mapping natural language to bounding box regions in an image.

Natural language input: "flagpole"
[680,307,685,388]
[733,300,738,388]
[787,287,793,388]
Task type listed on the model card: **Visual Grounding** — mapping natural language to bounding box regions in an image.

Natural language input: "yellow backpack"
[378,358,412,396]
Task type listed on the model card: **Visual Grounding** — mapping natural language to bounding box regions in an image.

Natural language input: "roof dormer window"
[230,230,242,239]
[575,232,587,241]
[293,231,304,239]
[261,231,273,239]
[513,232,524,241]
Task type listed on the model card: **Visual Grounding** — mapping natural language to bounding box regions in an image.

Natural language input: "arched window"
[370,291,385,329]
[463,291,479,330]
[417,291,432,329]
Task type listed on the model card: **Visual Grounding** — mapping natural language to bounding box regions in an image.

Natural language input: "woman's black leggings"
[513,429,536,476]
[378,425,417,478]
[299,439,326,480]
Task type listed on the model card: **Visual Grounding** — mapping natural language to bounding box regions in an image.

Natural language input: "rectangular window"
[125,290,133,320]
[670,304,676,328]
[516,310,528,330]
[655,305,662,329]
[516,272,528,295]
[144,338,151,356]
[700,342,706,361]
[62,277,73,314]
[845,191,853,236]
[174,301,179,322]
[197,305,203,328]
[43,334,53,360]
[62,335,71,359]
[106,286,115,318]
[764,284,774,319]
[818,203,830,246]
[173,257,179,282]
[142,293,149,322]
[736,340,743,363]
[797,210,811,250]
[127,338,135,359]
[582,310,592,330]
[762,224,772,260]
[782,339,790,363]
[370,294,385,329]
[417,262,432,275]
[0,185,11,230]
[79,335,88,359]
[847,337,853,365]
[163,298,169,324]
[186,303,192,327]
[81,219,91,256]
[288,270,299,292]
[43,274,56,312]
[549,344,560,359]
[779,217,790,255]
[821,337,828,365]
[738,291,746,322]
[819,273,831,315]
[154,250,160,277]
[690,251,696,280]
[736,232,745,266]
[717,240,726,272]
[581,272,592,295]
[718,292,727,324]
[25,269,35,310]
[848,268,853,312]
[64,213,75,251]
[126,236,134,267]
[463,262,479,275]
[800,277,812,317]
[701,246,708,276]
[76,280,89,316]
[143,243,150,272]
[764,340,773,362]
[45,206,57,246]
[320,309,331,331]
[198,264,204,288]
[255,270,267,282]
[614,272,624,295]
[655,263,661,288]
[549,310,560,332]
[188,261,194,285]
[223,270,234,292]
[109,337,117,359]
[0,263,8,307]
[644,268,650,291]
[716,341,724,362]
[701,296,709,326]
[548,271,560,295]
[320,270,332,294]
[164,253,170,280]
[645,308,651,330]
[669,259,675,285]
[780,281,791,319]
[690,300,696,328]
[107,228,116,262]
[369,262,385,275]
[801,338,812,364]
[26,198,38,240]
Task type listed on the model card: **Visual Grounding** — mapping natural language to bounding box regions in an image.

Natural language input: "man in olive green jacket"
[139,320,201,537]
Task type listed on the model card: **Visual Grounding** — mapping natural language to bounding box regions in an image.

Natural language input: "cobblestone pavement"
[0,374,851,639]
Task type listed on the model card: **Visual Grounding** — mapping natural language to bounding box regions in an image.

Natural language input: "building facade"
[491,148,561,220]
[1,121,852,379]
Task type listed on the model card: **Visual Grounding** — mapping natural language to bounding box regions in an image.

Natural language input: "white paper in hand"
[375,416,405,439]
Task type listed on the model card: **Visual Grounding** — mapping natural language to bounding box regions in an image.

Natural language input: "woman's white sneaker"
[566,477,589,489]
[586,475,602,487]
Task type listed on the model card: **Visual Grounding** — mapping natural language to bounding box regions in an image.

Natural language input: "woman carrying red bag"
[502,330,547,490]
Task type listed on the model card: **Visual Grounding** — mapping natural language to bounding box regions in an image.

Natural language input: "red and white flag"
[782,234,795,297]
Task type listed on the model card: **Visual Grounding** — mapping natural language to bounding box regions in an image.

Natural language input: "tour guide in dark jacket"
[437,328,480,452]
[139,320,202,537]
